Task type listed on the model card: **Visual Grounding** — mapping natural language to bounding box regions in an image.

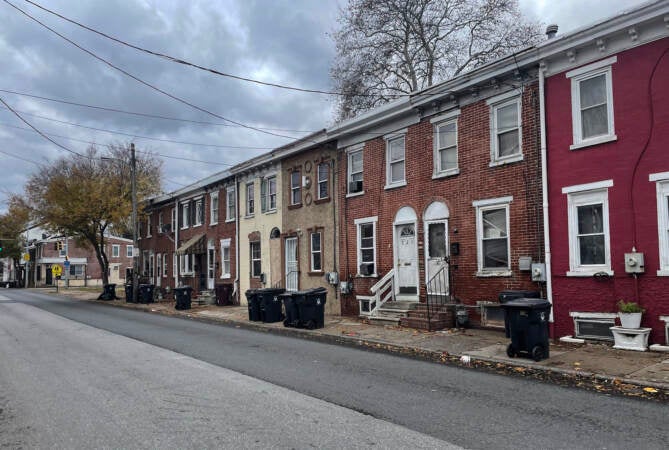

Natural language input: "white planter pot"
[619,312,642,329]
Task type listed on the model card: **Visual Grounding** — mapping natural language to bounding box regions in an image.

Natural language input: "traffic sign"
[64,260,71,268]
[51,265,62,277]
[23,253,30,261]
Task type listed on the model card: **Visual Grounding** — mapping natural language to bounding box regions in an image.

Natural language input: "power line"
[4,0,307,142]
[0,148,41,166]
[0,88,317,133]
[23,0,400,99]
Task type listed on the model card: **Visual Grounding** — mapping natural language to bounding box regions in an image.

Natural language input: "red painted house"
[539,3,669,344]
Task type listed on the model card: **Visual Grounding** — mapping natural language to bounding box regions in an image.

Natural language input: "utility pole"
[131,143,139,303]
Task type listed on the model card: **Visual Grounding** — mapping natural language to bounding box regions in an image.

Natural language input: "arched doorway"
[423,202,450,294]
[394,206,418,299]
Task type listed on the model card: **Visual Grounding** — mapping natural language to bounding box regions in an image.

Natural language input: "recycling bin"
[174,286,193,310]
[501,298,552,361]
[215,283,234,306]
[125,284,135,303]
[257,288,285,323]
[296,287,327,329]
[246,289,261,321]
[280,292,300,328]
[98,283,117,301]
[138,284,155,304]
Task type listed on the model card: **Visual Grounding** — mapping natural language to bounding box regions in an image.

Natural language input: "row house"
[329,50,545,329]
[140,170,237,301]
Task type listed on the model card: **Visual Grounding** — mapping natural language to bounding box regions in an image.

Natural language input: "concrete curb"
[87,296,669,403]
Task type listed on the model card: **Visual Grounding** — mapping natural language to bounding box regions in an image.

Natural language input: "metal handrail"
[425,258,452,330]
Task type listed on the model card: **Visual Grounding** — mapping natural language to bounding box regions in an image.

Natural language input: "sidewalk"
[54,288,669,402]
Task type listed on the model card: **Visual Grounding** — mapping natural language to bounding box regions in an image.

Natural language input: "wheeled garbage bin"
[215,283,234,306]
[245,289,261,321]
[296,287,327,329]
[257,288,285,323]
[138,284,155,304]
[125,284,135,303]
[98,283,117,301]
[501,298,552,361]
[174,286,193,310]
[280,292,299,327]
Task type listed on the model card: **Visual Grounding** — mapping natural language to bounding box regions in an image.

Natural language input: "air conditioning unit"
[161,224,172,234]
[349,181,363,193]
[359,263,374,276]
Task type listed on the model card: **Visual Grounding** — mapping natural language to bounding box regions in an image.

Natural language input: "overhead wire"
[0,148,42,166]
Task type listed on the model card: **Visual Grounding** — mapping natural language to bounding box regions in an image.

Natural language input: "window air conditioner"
[349,181,363,193]
[359,263,374,276]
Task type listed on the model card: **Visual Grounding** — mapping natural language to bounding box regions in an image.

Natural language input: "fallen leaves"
[643,387,659,394]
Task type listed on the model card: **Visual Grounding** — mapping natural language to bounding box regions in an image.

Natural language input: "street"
[1,290,667,449]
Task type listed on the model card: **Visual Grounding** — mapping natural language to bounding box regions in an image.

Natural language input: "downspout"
[539,65,554,328]
[174,199,179,287]
[234,175,240,302]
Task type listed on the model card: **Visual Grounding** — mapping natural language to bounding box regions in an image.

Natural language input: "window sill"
[476,270,512,277]
[657,270,669,277]
[288,204,302,210]
[570,134,617,151]
[225,218,235,223]
[244,214,254,219]
[220,274,231,279]
[355,273,378,278]
[263,209,277,215]
[308,271,324,276]
[432,169,460,180]
[192,223,203,228]
[314,197,331,205]
[566,270,614,277]
[384,181,407,190]
[489,154,523,168]
[346,191,364,198]
[210,222,218,226]
[180,227,189,231]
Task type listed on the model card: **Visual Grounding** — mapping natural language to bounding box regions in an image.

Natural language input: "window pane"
[428,223,446,258]
[577,204,603,234]
[361,237,373,249]
[497,130,519,157]
[482,208,507,238]
[361,248,374,262]
[389,138,404,161]
[391,161,404,183]
[312,253,322,271]
[351,172,363,183]
[291,171,300,187]
[439,147,457,171]
[360,224,373,239]
[253,261,261,276]
[318,163,328,181]
[438,123,456,149]
[579,235,605,265]
[350,151,362,173]
[319,182,328,199]
[497,103,518,131]
[581,104,609,138]
[580,75,606,108]
[483,239,508,268]
[311,233,321,251]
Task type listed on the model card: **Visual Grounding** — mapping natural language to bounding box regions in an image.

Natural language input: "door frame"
[424,219,449,294]
[207,240,215,290]
[392,217,419,299]
[284,236,298,291]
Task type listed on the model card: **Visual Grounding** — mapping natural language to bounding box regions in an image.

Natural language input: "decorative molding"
[596,38,606,52]
[566,50,576,63]
[561,179,613,194]
[628,26,638,41]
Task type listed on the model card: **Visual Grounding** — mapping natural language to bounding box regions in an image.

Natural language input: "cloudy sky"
[0,0,650,211]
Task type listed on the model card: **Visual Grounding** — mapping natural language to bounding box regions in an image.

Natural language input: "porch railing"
[368,269,395,316]
[273,270,298,290]
[425,259,454,330]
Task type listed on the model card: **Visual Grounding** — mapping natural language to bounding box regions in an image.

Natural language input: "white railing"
[368,269,395,316]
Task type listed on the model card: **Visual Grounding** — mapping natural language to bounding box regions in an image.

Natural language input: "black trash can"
[281,292,300,327]
[98,283,117,301]
[498,290,540,303]
[501,298,552,361]
[174,286,193,310]
[257,288,285,323]
[246,289,261,321]
[125,284,135,303]
[215,283,234,306]
[296,287,327,329]
[138,284,155,304]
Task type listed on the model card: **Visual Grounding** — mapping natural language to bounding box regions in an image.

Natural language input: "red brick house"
[329,50,546,329]
[540,3,669,344]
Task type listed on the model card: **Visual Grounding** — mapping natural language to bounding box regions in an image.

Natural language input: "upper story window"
[567,56,617,150]
[473,196,513,276]
[261,176,277,212]
[348,148,363,194]
[489,93,522,166]
[194,198,204,226]
[162,254,168,277]
[220,238,231,278]
[250,241,261,277]
[171,208,176,233]
[317,163,329,200]
[432,111,460,177]
[181,202,190,228]
[310,232,322,272]
[246,182,255,217]
[210,192,219,225]
[290,171,302,205]
[650,172,669,276]
[562,180,613,276]
[355,216,378,277]
[158,212,163,234]
[126,245,133,258]
[111,244,120,258]
[385,133,406,188]
[226,187,236,222]
[146,216,152,237]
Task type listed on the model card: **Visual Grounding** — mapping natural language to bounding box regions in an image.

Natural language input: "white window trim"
[564,183,613,276]
[111,244,120,258]
[489,96,523,167]
[310,232,323,272]
[317,163,329,200]
[474,197,513,276]
[264,176,277,212]
[210,192,219,225]
[290,171,301,205]
[433,117,459,178]
[126,245,133,258]
[245,182,255,217]
[180,254,194,275]
[146,216,152,237]
[158,213,163,234]
[250,241,261,278]
[567,56,617,150]
[651,173,669,276]
[181,202,190,230]
[385,133,406,189]
[355,216,378,277]
[226,186,236,222]
[162,254,168,277]
[220,238,231,279]
[347,144,365,196]
[194,197,204,227]
[171,208,176,232]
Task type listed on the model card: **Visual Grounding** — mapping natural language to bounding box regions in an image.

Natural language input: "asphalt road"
[1,289,667,449]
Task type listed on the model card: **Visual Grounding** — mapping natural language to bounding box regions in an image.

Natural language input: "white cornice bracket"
[628,27,638,41]
[596,38,606,53]
[566,50,576,63]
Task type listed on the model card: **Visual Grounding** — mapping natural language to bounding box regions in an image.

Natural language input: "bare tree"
[331,0,542,120]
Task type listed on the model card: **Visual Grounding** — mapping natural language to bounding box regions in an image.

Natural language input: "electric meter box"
[624,252,645,274]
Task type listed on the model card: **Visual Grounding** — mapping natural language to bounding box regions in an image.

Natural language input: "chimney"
[545,24,558,39]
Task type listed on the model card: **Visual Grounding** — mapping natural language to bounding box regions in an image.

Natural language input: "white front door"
[156,253,162,287]
[285,237,298,291]
[395,223,418,296]
[207,247,215,290]
[425,221,449,294]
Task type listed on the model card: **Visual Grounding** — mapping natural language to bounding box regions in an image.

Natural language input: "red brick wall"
[546,38,669,342]
[338,83,544,317]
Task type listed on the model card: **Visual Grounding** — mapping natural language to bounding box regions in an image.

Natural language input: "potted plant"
[617,299,645,329]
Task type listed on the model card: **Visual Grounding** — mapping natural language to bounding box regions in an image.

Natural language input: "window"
[650,173,669,275]
[210,192,219,224]
[195,198,204,226]
[146,216,152,237]
[162,254,168,277]
[180,254,194,275]
[433,119,458,176]
[474,197,512,274]
[291,171,301,205]
[563,180,612,275]
[567,57,616,149]
[220,238,231,278]
[158,212,163,234]
[111,244,120,258]
[181,202,190,228]
[173,252,177,277]
[226,187,236,221]
[156,253,161,279]
[246,182,255,216]
[310,232,322,272]
[171,208,176,232]
[317,163,329,199]
[489,95,522,165]
[126,245,133,258]
[355,216,378,276]
[250,241,261,277]
[261,176,277,212]
[348,148,363,194]
[385,134,405,187]
[69,264,84,277]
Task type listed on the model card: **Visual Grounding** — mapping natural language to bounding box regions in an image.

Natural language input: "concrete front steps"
[366,301,418,326]
[400,303,455,331]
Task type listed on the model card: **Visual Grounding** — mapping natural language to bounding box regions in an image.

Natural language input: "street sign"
[23,253,30,261]
[51,265,62,277]
[64,260,71,269]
